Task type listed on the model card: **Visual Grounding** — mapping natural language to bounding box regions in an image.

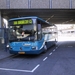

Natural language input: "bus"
[8,16,58,54]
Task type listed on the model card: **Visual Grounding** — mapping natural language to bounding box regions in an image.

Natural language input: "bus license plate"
[18,52,25,54]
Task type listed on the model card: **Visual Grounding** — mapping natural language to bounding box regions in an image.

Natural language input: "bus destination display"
[13,19,32,25]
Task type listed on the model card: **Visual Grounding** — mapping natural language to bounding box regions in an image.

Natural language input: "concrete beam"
[0,0,75,9]
[31,0,49,8]
[0,0,7,9]
[52,0,69,8]
[72,0,75,8]
[10,0,28,8]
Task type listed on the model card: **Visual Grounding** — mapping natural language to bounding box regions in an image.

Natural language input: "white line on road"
[0,65,40,73]
[56,47,58,49]
[53,49,55,52]
[0,68,32,73]
[68,46,73,47]
[43,57,48,61]
[49,52,52,55]
[31,64,40,72]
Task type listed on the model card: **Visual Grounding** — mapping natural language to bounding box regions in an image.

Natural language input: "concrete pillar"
[0,11,4,45]
[0,11,1,28]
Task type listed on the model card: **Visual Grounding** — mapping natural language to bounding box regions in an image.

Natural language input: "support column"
[0,11,1,28]
[0,11,4,45]
[0,11,4,49]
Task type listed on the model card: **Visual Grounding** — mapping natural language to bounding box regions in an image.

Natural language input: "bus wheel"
[43,45,47,53]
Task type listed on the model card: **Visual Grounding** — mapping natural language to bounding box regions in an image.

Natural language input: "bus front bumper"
[9,49,44,55]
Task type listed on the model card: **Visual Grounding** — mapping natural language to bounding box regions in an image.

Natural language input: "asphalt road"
[0,41,75,75]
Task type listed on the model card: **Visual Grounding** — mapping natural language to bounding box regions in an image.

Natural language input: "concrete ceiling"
[1,9,75,24]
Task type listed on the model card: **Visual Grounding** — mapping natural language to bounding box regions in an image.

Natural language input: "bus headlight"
[32,46,38,50]
[6,45,9,48]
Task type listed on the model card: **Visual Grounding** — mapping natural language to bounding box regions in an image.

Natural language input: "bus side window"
[37,24,42,40]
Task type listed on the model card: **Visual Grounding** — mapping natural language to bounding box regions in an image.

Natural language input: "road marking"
[53,49,55,52]
[31,64,40,72]
[43,57,48,61]
[68,46,72,47]
[56,47,58,49]
[0,64,40,73]
[0,68,32,72]
[49,52,52,55]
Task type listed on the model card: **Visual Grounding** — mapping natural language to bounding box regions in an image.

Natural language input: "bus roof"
[9,16,54,26]
[9,16,43,21]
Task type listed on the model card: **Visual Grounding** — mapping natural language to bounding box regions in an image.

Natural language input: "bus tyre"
[43,45,47,53]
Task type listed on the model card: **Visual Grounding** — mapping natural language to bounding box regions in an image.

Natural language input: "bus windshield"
[9,24,36,42]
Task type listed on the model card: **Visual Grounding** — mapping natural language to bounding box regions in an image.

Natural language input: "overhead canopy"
[1,9,75,24]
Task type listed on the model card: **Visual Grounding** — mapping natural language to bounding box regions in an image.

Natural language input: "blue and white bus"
[8,16,58,54]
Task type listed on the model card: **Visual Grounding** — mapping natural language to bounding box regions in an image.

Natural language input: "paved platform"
[0,49,12,60]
